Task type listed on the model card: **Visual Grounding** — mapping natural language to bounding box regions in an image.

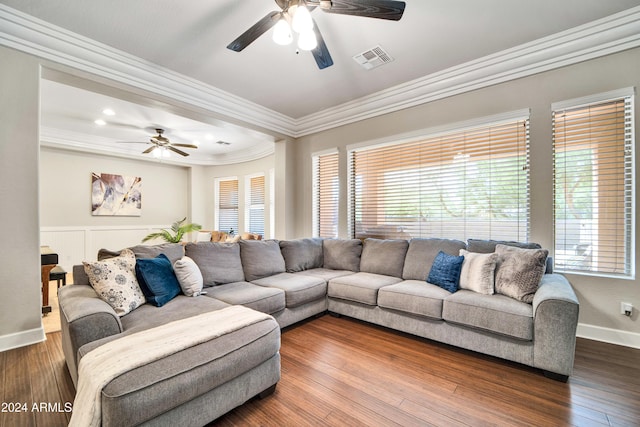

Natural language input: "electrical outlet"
[620,302,633,317]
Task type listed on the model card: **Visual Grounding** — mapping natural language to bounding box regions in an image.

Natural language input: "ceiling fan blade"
[311,20,333,69]
[171,143,199,149]
[167,146,189,157]
[321,0,405,21]
[227,11,281,52]
[142,146,157,154]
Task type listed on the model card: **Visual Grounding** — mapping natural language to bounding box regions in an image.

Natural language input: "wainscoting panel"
[40,225,168,271]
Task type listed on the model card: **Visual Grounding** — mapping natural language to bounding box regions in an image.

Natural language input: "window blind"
[248,175,265,236]
[349,118,530,242]
[218,178,238,234]
[553,96,634,277]
[313,151,339,238]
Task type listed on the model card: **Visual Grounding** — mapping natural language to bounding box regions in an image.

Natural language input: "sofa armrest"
[532,273,579,378]
[58,284,123,386]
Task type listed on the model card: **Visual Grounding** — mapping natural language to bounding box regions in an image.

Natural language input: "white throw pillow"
[458,249,500,295]
[173,256,204,297]
[83,248,146,316]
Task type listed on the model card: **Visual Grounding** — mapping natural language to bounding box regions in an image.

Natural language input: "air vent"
[216,141,231,146]
[353,45,393,70]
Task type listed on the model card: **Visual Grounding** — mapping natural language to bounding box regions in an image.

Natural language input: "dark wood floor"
[2,315,639,427]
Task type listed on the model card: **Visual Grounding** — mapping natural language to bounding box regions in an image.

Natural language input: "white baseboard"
[577,323,640,349]
[0,327,46,352]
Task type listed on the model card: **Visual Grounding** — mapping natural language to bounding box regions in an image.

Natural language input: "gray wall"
[40,147,190,227]
[0,47,45,349]
[294,47,640,341]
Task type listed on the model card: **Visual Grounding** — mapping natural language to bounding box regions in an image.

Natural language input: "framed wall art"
[91,172,142,216]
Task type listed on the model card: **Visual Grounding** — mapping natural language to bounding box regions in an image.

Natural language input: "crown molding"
[2,4,640,140]
[295,6,640,136]
[40,127,274,166]
[0,4,297,137]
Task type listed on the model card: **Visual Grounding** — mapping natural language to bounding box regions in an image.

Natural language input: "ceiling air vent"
[216,141,231,146]
[353,45,393,70]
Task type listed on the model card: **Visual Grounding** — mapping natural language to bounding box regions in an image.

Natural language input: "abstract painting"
[91,172,142,216]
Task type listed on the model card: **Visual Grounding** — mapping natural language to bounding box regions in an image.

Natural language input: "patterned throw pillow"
[83,248,146,316]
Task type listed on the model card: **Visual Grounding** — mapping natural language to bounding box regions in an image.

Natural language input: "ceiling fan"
[120,129,198,157]
[227,0,406,69]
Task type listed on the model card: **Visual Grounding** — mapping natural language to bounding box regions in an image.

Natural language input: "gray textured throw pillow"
[494,244,548,303]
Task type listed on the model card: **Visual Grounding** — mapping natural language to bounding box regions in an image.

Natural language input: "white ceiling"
[2,0,640,164]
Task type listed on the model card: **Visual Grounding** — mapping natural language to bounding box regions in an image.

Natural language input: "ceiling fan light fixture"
[298,27,317,51]
[291,3,313,34]
[272,18,292,45]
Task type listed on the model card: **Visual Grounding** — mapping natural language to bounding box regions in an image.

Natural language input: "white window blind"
[313,151,339,238]
[248,175,265,237]
[217,178,238,234]
[349,118,530,241]
[553,94,634,277]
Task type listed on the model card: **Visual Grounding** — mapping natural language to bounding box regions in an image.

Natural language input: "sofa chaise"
[58,237,579,426]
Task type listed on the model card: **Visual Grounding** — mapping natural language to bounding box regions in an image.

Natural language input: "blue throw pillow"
[427,251,464,293]
[135,254,181,307]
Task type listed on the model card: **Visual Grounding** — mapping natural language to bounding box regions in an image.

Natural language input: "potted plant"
[142,217,202,243]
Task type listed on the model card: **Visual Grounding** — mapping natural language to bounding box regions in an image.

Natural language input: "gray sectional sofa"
[59,237,579,426]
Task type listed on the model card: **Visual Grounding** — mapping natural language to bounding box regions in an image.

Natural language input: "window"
[247,174,265,237]
[349,113,530,242]
[216,178,238,234]
[313,151,340,238]
[552,89,634,277]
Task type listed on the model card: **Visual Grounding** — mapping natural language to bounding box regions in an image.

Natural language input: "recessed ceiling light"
[205,134,214,140]
[94,119,107,126]
[102,108,115,116]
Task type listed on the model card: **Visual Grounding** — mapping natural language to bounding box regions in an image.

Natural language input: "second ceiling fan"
[227,0,406,70]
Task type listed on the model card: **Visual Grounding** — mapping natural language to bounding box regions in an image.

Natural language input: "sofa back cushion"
[184,242,244,286]
[323,239,363,271]
[360,238,409,278]
[239,239,286,281]
[279,238,324,272]
[402,238,467,281]
[98,243,185,264]
[466,238,553,273]
[466,238,541,253]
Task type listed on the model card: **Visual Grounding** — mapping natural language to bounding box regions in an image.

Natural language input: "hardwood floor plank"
[25,336,73,427]
[4,315,640,426]
[3,346,36,427]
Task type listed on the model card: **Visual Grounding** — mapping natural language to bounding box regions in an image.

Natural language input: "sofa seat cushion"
[294,268,355,281]
[378,280,450,319]
[328,272,402,305]
[203,282,285,315]
[442,290,534,340]
[90,314,281,427]
[252,273,327,308]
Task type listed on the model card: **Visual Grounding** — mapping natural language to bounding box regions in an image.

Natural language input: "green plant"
[142,217,202,243]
